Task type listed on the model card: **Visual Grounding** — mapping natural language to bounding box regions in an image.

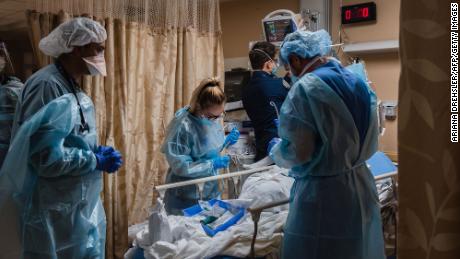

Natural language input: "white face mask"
[82,52,107,76]
[0,57,5,72]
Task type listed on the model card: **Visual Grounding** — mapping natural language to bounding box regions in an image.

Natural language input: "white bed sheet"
[126,167,293,259]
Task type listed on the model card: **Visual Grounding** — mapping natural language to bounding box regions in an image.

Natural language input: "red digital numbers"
[362,7,369,18]
[342,2,375,24]
[345,10,352,20]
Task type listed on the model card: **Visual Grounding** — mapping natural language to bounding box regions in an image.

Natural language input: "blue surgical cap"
[280,29,332,65]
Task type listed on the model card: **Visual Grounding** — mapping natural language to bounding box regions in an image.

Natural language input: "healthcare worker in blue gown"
[268,30,385,259]
[0,18,123,259]
[162,78,239,215]
[0,41,23,168]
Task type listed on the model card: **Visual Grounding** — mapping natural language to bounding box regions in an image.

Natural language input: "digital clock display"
[341,2,377,25]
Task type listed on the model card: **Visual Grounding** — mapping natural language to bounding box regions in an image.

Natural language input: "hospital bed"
[125,152,397,259]
[126,163,291,259]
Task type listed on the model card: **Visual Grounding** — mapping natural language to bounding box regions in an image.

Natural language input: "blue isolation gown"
[271,60,385,259]
[0,63,105,259]
[0,77,23,167]
[161,107,225,215]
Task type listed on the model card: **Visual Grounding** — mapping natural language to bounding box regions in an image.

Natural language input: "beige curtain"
[84,21,224,259]
[26,1,224,258]
[398,1,460,258]
[26,11,69,67]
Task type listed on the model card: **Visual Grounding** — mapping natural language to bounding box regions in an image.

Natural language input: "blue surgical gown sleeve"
[19,80,66,121]
[22,81,97,177]
[163,127,215,178]
[30,146,97,177]
[270,81,317,170]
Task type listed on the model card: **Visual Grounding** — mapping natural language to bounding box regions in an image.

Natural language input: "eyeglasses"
[204,111,226,121]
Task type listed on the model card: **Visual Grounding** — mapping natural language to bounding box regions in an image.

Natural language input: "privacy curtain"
[26,11,71,67]
[398,1,460,258]
[26,1,224,258]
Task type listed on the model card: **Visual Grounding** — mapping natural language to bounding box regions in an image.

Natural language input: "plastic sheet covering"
[149,199,173,244]
[0,94,106,259]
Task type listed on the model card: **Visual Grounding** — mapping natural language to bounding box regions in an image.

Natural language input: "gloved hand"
[274,119,280,128]
[211,155,230,170]
[98,146,114,155]
[223,128,240,147]
[106,150,123,172]
[95,146,124,173]
[267,138,281,154]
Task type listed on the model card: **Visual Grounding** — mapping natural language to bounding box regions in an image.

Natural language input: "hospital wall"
[221,0,400,159]
[220,0,300,69]
[331,0,400,158]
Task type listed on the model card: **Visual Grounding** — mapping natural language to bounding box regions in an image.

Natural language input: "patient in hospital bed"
[126,153,397,259]
[125,166,294,259]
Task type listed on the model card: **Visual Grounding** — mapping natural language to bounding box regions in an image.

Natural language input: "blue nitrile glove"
[106,150,123,172]
[98,146,114,155]
[223,128,240,147]
[95,146,124,173]
[95,151,111,172]
[274,119,280,128]
[267,138,281,154]
[211,155,230,170]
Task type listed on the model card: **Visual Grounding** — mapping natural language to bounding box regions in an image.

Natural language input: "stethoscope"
[54,61,90,133]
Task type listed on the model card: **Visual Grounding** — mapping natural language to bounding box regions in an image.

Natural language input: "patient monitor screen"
[263,19,296,43]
